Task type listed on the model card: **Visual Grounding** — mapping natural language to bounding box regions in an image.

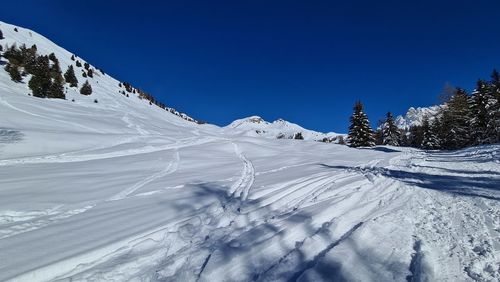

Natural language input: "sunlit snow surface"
[1,21,500,282]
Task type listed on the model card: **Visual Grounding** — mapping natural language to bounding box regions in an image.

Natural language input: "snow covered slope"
[1,21,500,282]
[395,105,443,129]
[226,116,345,142]
[0,21,199,125]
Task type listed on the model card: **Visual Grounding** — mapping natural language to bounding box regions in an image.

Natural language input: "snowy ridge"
[0,21,199,124]
[226,115,345,142]
[395,105,443,129]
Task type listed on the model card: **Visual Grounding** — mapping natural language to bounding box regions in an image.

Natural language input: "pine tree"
[408,125,423,148]
[84,62,90,70]
[64,65,78,87]
[5,64,22,82]
[347,101,375,147]
[28,55,52,98]
[48,52,57,62]
[47,54,65,99]
[123,82,133,93]
[485,69,500,143]
[24,45,38,70]
[0,29,4,39]
[469,80,490,144]
[3,44,23,82]
[374,128,384,145]
[71,54,75,61]
[399,130,410,147]
[87,68,93,78]
[437,88,471,149]
[421,117,439,149]
[381,112,401,146]
[80,80,92,95]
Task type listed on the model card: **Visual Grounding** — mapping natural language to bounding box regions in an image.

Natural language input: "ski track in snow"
[0,136,209,166]
[0,205,95,240]
[108,150,180,201]
[229,142,255,201]
[391,149,500,282]
[4,140,500,282]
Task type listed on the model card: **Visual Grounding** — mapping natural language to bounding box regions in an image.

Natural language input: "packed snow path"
[1,133,499,281]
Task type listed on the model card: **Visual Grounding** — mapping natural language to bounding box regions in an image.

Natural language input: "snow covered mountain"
[395,105,443,129]
[1,21,500,282]
[226,116,345,143]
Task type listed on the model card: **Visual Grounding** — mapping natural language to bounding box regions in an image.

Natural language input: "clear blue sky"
[2,1,500,132]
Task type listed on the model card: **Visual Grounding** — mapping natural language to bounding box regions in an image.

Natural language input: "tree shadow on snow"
[0,128,24,144]
[363,146,401,153]
[159,181,405,281]
[411,164,500,176]
[319,164,500,201]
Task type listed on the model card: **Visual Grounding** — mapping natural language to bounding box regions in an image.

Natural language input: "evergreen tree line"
[117,81,200,123]
[118,81,169,109]
[2,44,94,98]
[348,70,500,149]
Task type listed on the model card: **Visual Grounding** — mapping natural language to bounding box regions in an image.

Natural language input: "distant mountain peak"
[226,115,345,143]
[395,105,443,129]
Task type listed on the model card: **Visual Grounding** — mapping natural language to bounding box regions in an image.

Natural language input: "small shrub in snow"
[80,80,92,95]
[338,136,346,145]
[293,132,304,140]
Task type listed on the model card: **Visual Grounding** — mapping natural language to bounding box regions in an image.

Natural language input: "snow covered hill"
[395,105,443,130]
[0,21,199,125]
[226,116,345,143]
[1,21,500,282]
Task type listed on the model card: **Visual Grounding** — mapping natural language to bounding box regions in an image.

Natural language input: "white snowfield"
[1,22,500,282]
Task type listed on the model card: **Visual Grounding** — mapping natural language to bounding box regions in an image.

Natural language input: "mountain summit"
[226,116,345,142]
